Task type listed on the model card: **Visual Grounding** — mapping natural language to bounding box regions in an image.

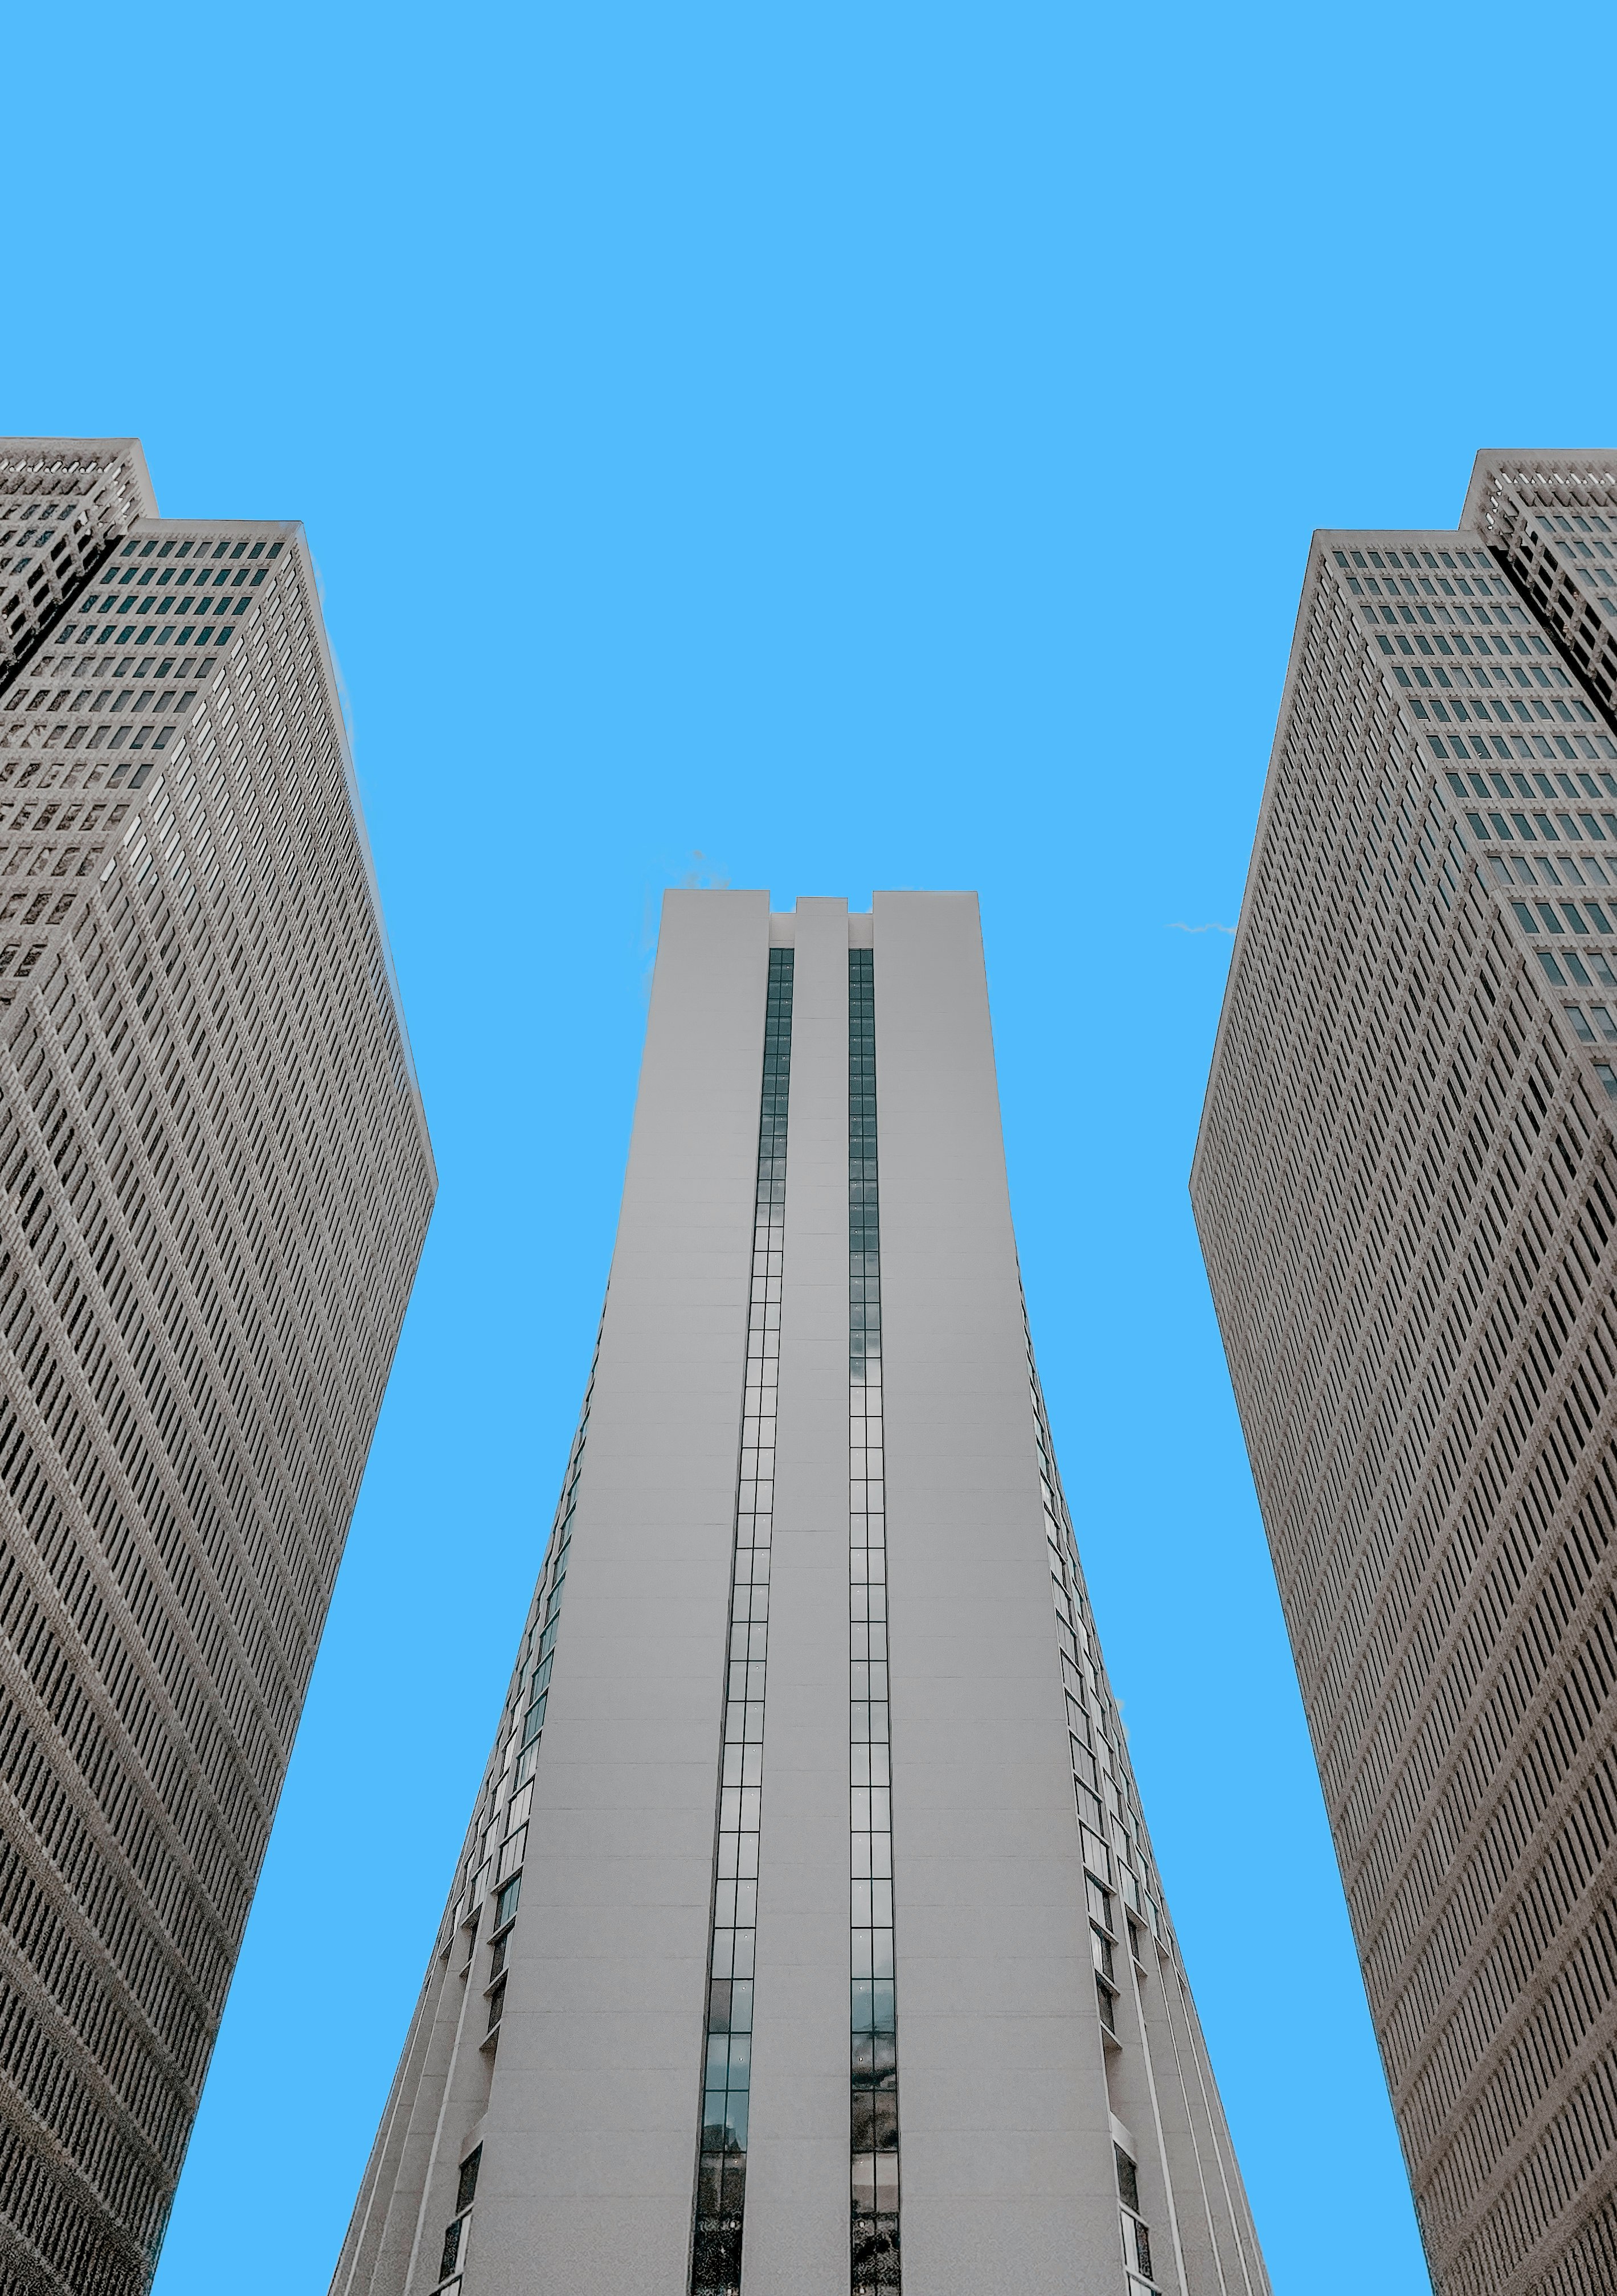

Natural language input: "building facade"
[1193,452,1617,2296]
[334,890,1264,2296]
[0,439,435,2295]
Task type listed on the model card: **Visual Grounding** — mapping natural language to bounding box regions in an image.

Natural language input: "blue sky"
[12,1,1617,2289]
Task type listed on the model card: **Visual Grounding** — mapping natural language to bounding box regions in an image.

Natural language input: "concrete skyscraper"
[1194,453,1617,2296]
[0,439,433,2295]
[335,892,1264,2296]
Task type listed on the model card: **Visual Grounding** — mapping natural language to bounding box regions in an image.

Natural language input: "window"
[1566,1006,1597,1043]
[455,2147,481,2214]
[494,1875,520,1929]
[1116,2146,1140,2211]
[848,947,901,2296]
[438,2215,465,2282]
[691,949,794,2296]
[1117,2147,1156,2282]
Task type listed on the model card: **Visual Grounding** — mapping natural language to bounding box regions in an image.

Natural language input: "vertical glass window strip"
[515,1354,597,1786]
[1023,1319,1169,2291]
[1024,1313,1165,1948]
[448,1340,600,1952]
[849,949,901,2295]
[691,948,795,2296]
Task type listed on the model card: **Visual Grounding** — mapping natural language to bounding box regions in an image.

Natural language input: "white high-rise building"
[336,892,1264,2296]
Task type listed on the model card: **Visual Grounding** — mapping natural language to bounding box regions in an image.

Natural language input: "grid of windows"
[1196,459,1617,2295]
[59,531,280,664]
[690,948,794,2296]
[1331,534,1601,747]
[0,443,148,684]
[0,445,432,2296]
[848,948,899,2296]
[2,532,293,836]
[1472,462,1617,729]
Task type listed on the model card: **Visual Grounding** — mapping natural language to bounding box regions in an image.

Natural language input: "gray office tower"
[1193,452,1617,2296]
[0,440,433,2295]
[335,891,1265,2296]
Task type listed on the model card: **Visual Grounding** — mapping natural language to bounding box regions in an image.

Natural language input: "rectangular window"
[439,2216,464,2280]
[1115,2147,1140,2212]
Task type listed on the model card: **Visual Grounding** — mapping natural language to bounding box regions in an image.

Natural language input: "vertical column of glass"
[849,948,901,2294]
[1021,1315,1169,2291]
[691,947,795,2296]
